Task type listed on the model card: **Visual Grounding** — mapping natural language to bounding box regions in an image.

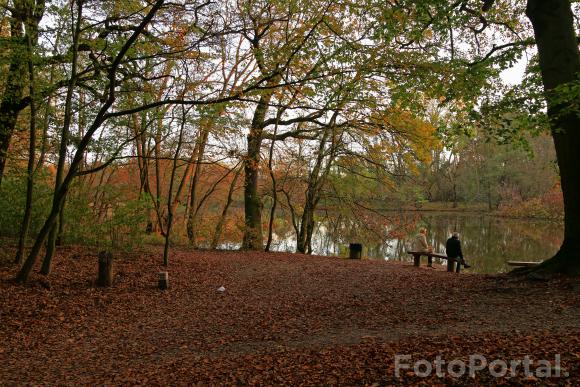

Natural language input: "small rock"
[217,286,226,292]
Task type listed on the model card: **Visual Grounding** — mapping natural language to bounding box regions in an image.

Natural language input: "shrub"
[0,171,52,238]
[62,190,151,251]
[497,184,563,220]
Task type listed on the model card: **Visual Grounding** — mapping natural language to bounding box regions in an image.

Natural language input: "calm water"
[268,212,563,274]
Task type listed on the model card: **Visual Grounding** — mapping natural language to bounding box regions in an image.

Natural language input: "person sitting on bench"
[414,228,433,267]
[445,232,471,269]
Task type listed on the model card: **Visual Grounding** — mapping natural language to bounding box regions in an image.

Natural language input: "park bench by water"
[267,211,563,274]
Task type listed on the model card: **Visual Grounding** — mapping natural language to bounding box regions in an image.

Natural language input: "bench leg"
[447,258,455,272]
[427,255,433,267]
[456,262,461,273]
[413,254,420,267]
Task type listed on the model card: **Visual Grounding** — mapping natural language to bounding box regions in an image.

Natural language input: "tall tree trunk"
[163,106,188,266]
[153,117,164,234]
[186,125,210,245]
[132,112,156,232]
[0,0,45,187]
[15,31,38,264]
[264,175,278,251]
[297,190,324,254]
[211,166,241,250]
[41,0,82,276]
[525,0,580,275]
[297,202,314,254]
[296,121,336,254]
[35,67,54,173]
[0,14,26,186]
[242,83,277,250]
[264,112,282,252]
[55,200,66,246]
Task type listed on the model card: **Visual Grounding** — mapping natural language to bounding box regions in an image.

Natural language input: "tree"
[16,0,167,282]
[40,0,83,275]
[163,104,191,266]
[478,0,578,275]
[210,165,242,250]
[238,0,343,250]
[0,0,45,186]
[14,6,39,264]
[13,0,280,281]
[523,0,580,275]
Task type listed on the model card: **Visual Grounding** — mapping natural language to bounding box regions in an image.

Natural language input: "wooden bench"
[507,261,540,267]
[407,250,447,266]
[406,251,462,272]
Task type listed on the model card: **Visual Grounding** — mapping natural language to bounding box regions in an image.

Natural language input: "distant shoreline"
[378,203,563,223]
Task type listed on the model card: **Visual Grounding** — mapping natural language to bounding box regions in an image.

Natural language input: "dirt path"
[1,248,579,385]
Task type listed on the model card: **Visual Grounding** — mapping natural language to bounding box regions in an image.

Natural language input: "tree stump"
[97,251,114,287]
[349,243,362,259]
[158,271,169,290]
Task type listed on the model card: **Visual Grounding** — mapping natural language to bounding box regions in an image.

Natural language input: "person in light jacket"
[446,232,471,272]
[414,228,433,267]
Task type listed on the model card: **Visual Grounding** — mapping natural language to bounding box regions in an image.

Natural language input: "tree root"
[509,240,580,279]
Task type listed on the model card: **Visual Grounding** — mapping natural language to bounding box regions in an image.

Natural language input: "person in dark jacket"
[445,232,471,271]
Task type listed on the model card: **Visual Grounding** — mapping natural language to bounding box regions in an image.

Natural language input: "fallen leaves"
[0,246,579,385]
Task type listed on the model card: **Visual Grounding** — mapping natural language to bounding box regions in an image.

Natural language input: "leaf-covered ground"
[1,247,579,385]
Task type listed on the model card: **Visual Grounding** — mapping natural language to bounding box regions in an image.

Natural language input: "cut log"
[158,271,169,290]
[97,251,114,287]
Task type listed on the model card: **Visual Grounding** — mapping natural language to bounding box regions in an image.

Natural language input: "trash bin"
[349,243,362,259]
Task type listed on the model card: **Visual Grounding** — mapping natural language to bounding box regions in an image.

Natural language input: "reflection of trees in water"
[314,211,420,258]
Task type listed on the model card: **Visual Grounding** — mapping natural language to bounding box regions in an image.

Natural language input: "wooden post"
[349,243,362,259]
[97,251,113,287]
[447,258,455,272]
[158,271,169,290]
[413,253,420,267]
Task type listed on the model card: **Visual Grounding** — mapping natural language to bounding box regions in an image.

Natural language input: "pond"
[267,212,564,274]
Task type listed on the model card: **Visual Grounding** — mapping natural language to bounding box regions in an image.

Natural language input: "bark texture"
[242,83,278,250]
[525,0,580,275]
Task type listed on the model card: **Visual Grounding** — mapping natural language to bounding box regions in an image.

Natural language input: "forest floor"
[1,246,579,385]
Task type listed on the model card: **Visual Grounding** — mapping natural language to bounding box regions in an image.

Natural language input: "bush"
[497,184,563,220]
[0,171,53,238]
[62,188,152,251]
